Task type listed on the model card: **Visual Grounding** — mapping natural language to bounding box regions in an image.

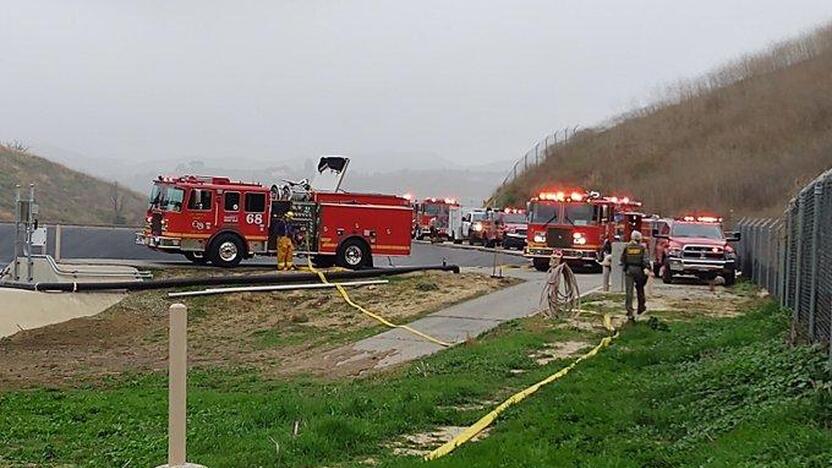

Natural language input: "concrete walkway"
[335,267,602,370]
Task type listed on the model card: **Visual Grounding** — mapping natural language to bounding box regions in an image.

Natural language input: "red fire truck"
[136,157,413,268]
[524,189,617,271]
[413,197,459,241]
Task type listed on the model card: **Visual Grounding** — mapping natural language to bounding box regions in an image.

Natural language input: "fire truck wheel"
[532,258,550,272]
[336,238,371,270]
[183,252,209,265]
[209,233,245,268]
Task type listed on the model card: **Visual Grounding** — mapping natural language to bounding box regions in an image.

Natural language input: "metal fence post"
[793,198,805,334]
[808,184,822,341]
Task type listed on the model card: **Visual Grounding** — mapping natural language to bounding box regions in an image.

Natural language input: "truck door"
[220,191,241,229]
[186,188,215,235]
[242,191,269,243]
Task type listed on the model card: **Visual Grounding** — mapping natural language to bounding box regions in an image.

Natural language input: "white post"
[54,224,62,262]
[157,304,204,468]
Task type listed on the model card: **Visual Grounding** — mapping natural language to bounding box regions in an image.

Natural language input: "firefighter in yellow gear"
[276,212,296,271]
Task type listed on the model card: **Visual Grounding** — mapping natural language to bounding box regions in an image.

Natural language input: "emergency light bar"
[680,215,723,223]
[423,197,458,204]
[537,191,577,202]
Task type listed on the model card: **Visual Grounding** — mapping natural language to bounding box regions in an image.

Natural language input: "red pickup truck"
[652,216,741,285]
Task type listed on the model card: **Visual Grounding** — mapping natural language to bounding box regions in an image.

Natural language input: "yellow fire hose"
[305,256,451,348]
[424,314,617,461]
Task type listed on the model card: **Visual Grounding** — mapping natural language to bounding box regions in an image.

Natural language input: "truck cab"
[414,198,459,241]
[464,208,503,247]
[525,190,613,271]
[652,216,740,285]
[499,208,527,250]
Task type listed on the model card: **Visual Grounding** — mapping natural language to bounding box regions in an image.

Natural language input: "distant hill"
[0,145,146,225]
[493,23,832,218]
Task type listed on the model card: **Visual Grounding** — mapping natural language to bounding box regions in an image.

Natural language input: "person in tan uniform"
[620,230,650,321]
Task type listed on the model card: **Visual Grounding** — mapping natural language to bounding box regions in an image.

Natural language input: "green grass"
[1,302,831,467]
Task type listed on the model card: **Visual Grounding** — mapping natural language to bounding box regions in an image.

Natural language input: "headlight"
[572,232,587,245]
[472,222,483,232]
[533,232,546,243]
[668,247,682,257]
[725,251,736,260]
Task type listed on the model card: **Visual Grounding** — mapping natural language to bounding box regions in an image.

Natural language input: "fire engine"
[652,215,740,285]
[524,189,617,271]
[606,196,646,243]
[413,197,460,241]
[136,156,413,269]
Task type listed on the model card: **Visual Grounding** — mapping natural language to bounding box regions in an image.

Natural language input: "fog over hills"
[30,142,508,207]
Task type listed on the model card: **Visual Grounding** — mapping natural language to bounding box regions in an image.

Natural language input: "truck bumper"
[503,234,526,250]
[135,232,182,251]
[525,247,599,264]
[667,257,736,274]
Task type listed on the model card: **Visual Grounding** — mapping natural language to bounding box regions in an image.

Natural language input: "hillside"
[0,145,146,225]
[494,23,832,218]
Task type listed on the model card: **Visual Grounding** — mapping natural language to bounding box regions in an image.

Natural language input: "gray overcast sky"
[2,0,832,169]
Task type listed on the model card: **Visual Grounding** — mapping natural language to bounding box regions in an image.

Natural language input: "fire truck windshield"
[671,223,724,239]
[563,202,595,226]
[149,184,185,212]
[529,202,558,224]
[424,203,449,216]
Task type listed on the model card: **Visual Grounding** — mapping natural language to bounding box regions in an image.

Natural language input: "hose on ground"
[540,259,581,320]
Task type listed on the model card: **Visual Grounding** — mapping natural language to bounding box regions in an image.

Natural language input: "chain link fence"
[736,168,832,363]
[500,126,581,187]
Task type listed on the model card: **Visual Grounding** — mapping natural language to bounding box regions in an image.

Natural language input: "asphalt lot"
[0,223,528,268]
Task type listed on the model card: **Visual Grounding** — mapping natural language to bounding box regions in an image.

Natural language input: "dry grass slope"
[0,145,146,225]
[494,23,832,217]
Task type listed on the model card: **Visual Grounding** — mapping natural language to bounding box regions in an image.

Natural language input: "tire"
[653,260,661,277]
[723,270,736,286]
[183,251,209,265]
[311,254,336,268]
[208,233,245,268]
[661,259,673,284]
[533,257,550,272]
[336,238,372,270]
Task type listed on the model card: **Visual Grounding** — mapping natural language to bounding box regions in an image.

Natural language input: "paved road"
[0,223,528,268]
[330,267,603,370]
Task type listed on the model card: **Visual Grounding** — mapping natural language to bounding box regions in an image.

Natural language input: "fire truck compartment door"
[312,156,350,192]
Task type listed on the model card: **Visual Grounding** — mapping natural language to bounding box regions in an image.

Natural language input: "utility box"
[610,242,626,293]
[31,227,47,248]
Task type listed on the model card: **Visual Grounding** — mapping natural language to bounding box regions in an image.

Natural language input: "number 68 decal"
[245,213,263,225]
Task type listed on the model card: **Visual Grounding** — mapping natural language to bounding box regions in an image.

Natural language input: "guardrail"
[736,167,832,363]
